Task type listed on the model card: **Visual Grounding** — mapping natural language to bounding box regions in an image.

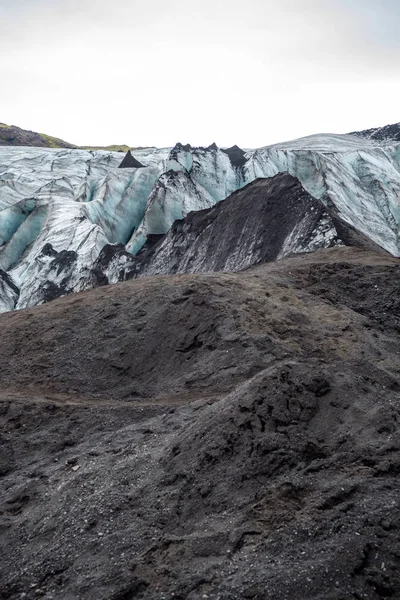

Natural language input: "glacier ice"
[245,135,400,257]
[0,132,399,312]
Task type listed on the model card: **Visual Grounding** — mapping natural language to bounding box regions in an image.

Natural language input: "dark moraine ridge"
[124,173,384,280]
[1,247,400,600]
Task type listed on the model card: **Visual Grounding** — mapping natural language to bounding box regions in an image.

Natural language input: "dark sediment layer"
[127,173,382,279]
[118,150,145,169]
[1,247,400,599]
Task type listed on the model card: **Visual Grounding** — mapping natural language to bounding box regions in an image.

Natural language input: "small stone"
[71,465,80,472]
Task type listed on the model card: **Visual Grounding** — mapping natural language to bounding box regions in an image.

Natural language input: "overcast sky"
[1,0,399,148]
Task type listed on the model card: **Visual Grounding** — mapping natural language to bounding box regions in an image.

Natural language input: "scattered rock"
[0,247,399,599]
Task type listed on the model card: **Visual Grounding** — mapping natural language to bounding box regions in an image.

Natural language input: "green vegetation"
[82,144,131,152]
[40,133,77,149]
[0,121,133,151]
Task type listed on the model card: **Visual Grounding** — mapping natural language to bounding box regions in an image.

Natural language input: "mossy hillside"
[0,121,133,151]
[40,133,77,149]
[82,145,131,152]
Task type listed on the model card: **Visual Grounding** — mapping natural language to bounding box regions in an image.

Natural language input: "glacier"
[247,135,400,258]
[0,133,399,311]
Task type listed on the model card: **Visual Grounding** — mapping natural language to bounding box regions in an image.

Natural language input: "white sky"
[1,0,399,148]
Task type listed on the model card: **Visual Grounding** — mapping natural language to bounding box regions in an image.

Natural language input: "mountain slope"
[0,122,131,151]
[127,173,389,280]
[350,121,400,142]
[1,247,400,600]
[0,123,76,149]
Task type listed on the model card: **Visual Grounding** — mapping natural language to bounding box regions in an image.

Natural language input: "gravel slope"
[1,247,399,600]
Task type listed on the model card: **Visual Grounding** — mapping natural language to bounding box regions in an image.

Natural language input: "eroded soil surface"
[1,247,400,600]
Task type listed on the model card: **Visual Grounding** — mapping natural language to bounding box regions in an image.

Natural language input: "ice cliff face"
[0,131,399,311]
[246,135,400,258]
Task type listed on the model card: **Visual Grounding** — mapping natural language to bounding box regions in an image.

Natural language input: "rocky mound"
[118,150,145,169]
[0,122,131,151]
[127,173,387,279]
[1,247,399,599]
[0,123,76,148]
[350,122,400,143]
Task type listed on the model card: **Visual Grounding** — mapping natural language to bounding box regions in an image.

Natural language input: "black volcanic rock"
[349,121,400,142]
[40,243,58,258]
[121,173,388,282]
[221,144,247,168]
[0,270,19,312]
[172,142,193,153]
[118,150,145,168]
[130,173,344,278]
[0,270,19,296]
[89,243,136,287]
[40,249,79,303]
[172,142,222,155]
[1,248,400,600]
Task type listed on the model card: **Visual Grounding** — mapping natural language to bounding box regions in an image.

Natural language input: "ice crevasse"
[0,132,399,311]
